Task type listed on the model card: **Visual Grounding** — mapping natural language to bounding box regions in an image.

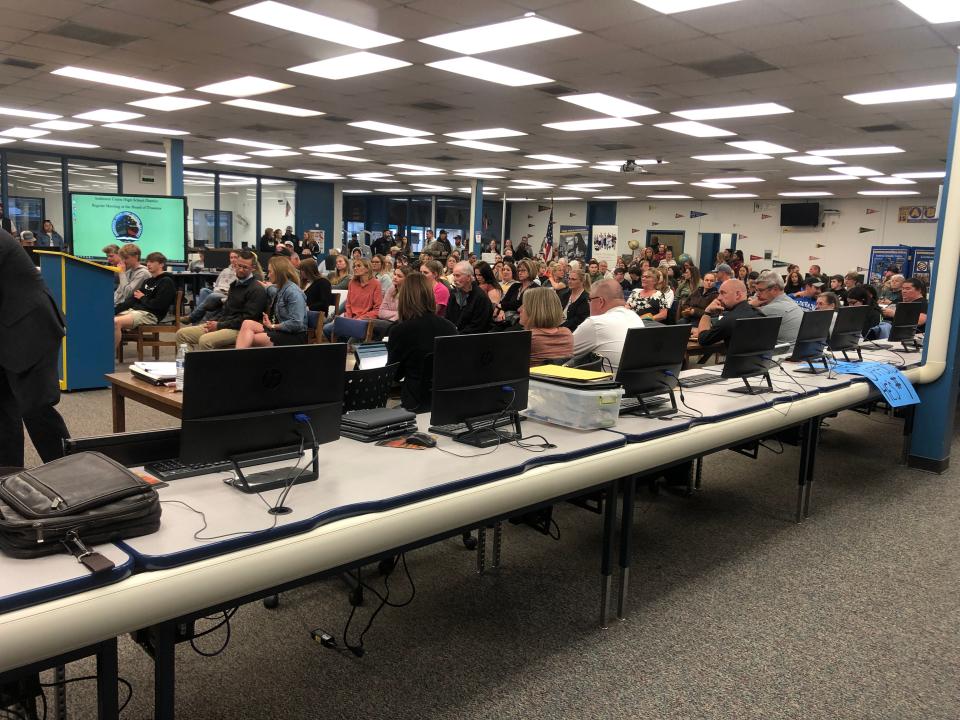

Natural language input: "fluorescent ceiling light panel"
[195,76,292,97]
[51,66,182,94]
[455,168,507,174]
[726,140,794,154]
[310,153,369,162]
[289,52,411,80]
[365,137,436,146]
[779,192,833,197]
[526,154,585,164]
[202,154,250,161]
[655,121,735,137]
[648,194,693,199]
[784,155,841,166]
[0,127,49,138]
[74,109,143,122]
[633,0,742,13]
[349,120,431,137]
[858,190,919,196]
[218,138,288,150]
[506,197,534,201]
[673,103,791,120]
[831,166,882,177]
[26,138,98,148]
[0,106,60,121]
[103,123,189,135]
[343,189,370,194]
[703,177,763,183]
[302,144,360,153]
[222,99,322,117]
[894,171,945,179]
[895,0,960,22]
[809,146,904,157]
[628,180,681,186]
[593,195,633,199]
[128,96,209,111]
[691,182,734,189]
[231,1,401,48]
[544,196,582,201]
[390,164,442,172]
[409,184,452,191]
[420,16,578,54]
[844,83,956,105]
[427,58,552,87]
[691,153,772,161]
[869,176,917,185]
[558,92,657,118]
[591,164,625,172]
[214,161,271,169]
[397,171,446,176]
[789,175,857,182]
[127,150,166,158]
[709,193,758,198]
[543,118,639,132]
[291,170,342,178]
[375,188,409,192]
[448,140,518,152]
[30,120,90,131]
[248,149,301,157]
[445,128,525,140]
[349,173,391,178]
[519,163,581,170]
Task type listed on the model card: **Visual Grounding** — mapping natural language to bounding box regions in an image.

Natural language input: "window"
[219,174,257,249]
[260,178,295,247]
[183,171,216,247]
[5,154,66,240]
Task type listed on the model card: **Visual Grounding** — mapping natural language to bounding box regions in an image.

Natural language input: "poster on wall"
[557,225,589,261]
[898,206,938,223]
[590,225,619,268]
[867,246,912,285]
[911,249,935,288]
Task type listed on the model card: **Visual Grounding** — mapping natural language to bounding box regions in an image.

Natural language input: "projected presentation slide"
[71,193,187,262]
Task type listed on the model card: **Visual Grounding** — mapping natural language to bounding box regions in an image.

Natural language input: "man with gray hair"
[445,260,492,334]
[750,270,803,351]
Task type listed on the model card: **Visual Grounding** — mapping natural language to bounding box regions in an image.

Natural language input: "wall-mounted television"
[780,202,820,227]
[70,192,187,262]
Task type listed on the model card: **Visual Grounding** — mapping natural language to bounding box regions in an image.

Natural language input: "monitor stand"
[228,445,319,512]
[727,372,775,395]
[899,338,922,353]
[792,355,830,374]
[456,411,522,448]
[621,388,677,418]
[838,347,863,362]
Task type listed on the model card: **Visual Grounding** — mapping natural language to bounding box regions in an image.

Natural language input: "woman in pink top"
[520,287,573,366]
[421,259,450,316]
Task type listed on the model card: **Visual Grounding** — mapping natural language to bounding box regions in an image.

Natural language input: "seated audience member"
[587,259,604,286]
[443,253,459,284]
[845,286,884,338]
[599,260,613,279]
[420,259,450,316]
[18,231,36,247]
[324,247,339,272]
[185,250,237,323]
[301,231,321,257]
[680,271,717,322]
[499,261,517,293]
[327,253,352,289]
[627,269,668,321]
[176,250,268,351]
[371,253,392,295]
[102,244,122,268]
[545,262,567,291]
[300,257,334,313]
[816,292,839,311]
[36,220,63,248]
[500,258,539,320]
[751,270,803,351]
[277,245,301,270]
[521,288,574,365]
[879,273,904,305]
[259,228,275,252]
[559,266,590,332]
[655,267,675,310]
[114,243,150,311]
[675,264,699,307]
[692,279,763,348]
[372,265,411,339]
[658,249,678,268]
[882,277,927,329]
[713,263,734,288]
[572,279,645,374]
[746,270,759,297]
[114,252,176,349]
[843,271,863,292]
[807,264,827,285]
[613,267,630,299]
[783,270,804,295]
[790,278,822,311]
[736,264,750,283]
[323,257,382,340]
[828,274,847,304]
[446,261,493,334]
[473,261,503,323]
[236,256,307,348]
[387,273,458,411]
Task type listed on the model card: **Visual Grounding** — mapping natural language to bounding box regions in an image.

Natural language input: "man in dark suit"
[0,229,69,467]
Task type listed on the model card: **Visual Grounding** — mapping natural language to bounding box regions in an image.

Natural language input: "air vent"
[408,100,455,112]
[595,143,634,151]
[859,123,905,133]
[322,115,352,123]
[48,22,140,47]
[537,84,577,96]
[428,155,459,162]
[141,140,164,146]
[1,58,42,69]
[684,53,778,78]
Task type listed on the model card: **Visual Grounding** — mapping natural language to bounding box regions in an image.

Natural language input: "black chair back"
[342,363,399,412]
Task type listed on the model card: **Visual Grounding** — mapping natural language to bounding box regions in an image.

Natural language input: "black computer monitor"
[721,316,782,394]
[430,331,531,447]
[828,305,871,362]
[789,310,834,373]
[616,325,691,417]
[889,302,922,351]
[203,248,234,271]
[180,344,346,503]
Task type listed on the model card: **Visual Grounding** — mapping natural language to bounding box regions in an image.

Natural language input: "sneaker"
[180,315,196,324]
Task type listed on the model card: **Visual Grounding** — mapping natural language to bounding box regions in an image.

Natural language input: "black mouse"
[405,432,437,448]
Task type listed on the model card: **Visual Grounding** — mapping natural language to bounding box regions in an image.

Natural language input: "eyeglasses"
[588,295,603,303]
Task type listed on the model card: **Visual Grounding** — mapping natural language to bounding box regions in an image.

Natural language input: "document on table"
[831,361,920,408]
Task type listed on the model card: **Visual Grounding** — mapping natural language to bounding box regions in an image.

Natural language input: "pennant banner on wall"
[569,212,576,218]
[674,213,683,219]
[809,255,820,261]
[859,227,875,233]
[761,214,772,220]
[739,234,748,240]
[866,208,879,215]
[816,243,826,248]
[527,215,533,219]
[651,221,660,226]
[632,228,641,233]
[538,204,552,212]
[528,223,535,228]
[750,254,762,261]
[690,210,707,219]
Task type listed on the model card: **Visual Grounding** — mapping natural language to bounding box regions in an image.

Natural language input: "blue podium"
[36,251,118,391]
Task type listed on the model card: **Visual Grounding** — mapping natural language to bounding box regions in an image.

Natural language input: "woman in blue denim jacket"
[236,256,308,347]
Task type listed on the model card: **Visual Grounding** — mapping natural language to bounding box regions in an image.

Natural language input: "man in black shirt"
[883,277,928,329]
[113,252,176,350]
[445,261,492,334]
[694,279,763,348]
[371,230,393,257]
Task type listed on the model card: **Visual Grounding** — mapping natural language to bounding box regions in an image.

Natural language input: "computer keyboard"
[429,414,524,438]
[679,373,724,389]
[619,396,669,415]
[144,448,302,482]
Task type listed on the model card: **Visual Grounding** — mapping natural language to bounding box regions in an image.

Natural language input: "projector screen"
[71,193,187,263]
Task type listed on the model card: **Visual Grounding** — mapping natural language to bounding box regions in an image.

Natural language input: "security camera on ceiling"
[619,159,648,174]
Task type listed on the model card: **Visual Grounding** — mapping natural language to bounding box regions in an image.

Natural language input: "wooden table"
[105,372,183,432]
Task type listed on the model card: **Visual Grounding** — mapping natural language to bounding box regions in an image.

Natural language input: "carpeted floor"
[19,377,960,720]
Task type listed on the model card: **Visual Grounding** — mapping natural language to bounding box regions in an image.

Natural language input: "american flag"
[543,207,554,261]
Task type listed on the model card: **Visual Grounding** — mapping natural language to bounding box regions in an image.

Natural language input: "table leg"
[491,521,502,569]
[53,665,66,720]
[617,475,636,621]
[900,405,916,465]
[694,457,703,491]
[154,622,176,720]
[600,480,617,629]
[476,527,486,575]
[796,419,812,524]
[96,638,119,720]
[803,416,821,519]
[111,388,125,433]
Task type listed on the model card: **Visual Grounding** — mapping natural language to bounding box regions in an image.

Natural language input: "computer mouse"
[405,432,437,448]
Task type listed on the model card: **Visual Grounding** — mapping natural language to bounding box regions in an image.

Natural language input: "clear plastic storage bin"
[524,379,623,430]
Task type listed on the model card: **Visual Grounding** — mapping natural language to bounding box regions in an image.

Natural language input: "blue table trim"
[0,555,134,614]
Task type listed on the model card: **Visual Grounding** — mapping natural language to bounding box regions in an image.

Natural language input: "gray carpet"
[21,378,960,720]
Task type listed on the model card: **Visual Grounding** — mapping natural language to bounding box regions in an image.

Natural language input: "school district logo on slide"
[113,211,143,239]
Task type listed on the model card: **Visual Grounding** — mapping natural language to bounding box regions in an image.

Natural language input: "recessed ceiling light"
[655,121,735,137]
[564,183,612,191]
[128,96,209,111]
[709,193,758,198]
[127,150,167,158]
[672,102,791,120]
[349,120,431,137]
[390,163,442,172]
[511,180,555,188]
[628,180,682,186]
[302,144,360,153]
[784,155,842,166]
[51,66,182,94]
[691,153,772,161]
[289,52,411,80]
[420,16,578,54]
[844,83,956,105]
[558,93,658,118]
[858,190,920,196]
[74,109,144,122]
[779,192,833,197]
[0,106,61,121]
[365,137,436,146]
[427,57,552,87]
[397,171,447,176]
[648,194,694,199]
[519,163,581,170]
[202,154,250,161]
[788,175,858,182]
[455,167,508,174]
[218,137,289,150]
[26,138,99,148]
[232,1,400,47]
[727,140,795,154]
[222,98,323,117]
[526,154,585,164]
[593,195,633,199]
[0,127,49,138]
[591,164,626,173]
[343,189,371,194]
[30,120,90,131]
[248,149,301,157]
[893,171,945,179]
[448,140,519,152]
[869,176,917,185]
[506,197,535,201]
[632,0,742,13]
[291,170,342,179]
[310,152,370,162]
[831,166,882,177]
[409,184,452,191]
[808,146,904,157]
[895,0,960,23]
[691,182,734,189]
[703,177,763,183]
[214,161,272,169]
[544,196,582,201]
[196,76,292,97]
[375,188,409,192]
[103,123,189,135]
[445,128,526,140]
[543,118,640,132]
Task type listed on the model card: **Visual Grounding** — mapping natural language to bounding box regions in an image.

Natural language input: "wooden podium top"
[34,250,120,273]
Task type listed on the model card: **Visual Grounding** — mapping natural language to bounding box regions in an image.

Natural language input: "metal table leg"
[96,638,119,720]
[491,521,502,569]
[52,665,66,720]
[796,418,813,523]
[694,457,703,491]
[617,475,636,620]
[154,622,176,720]
[803,416,821,519]
[476,526,486,574]
[600,479,618,629]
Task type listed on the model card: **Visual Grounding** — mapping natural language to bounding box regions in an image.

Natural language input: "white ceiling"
[0,0,957,200]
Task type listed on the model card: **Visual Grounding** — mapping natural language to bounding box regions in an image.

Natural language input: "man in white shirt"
[572,279,645,374]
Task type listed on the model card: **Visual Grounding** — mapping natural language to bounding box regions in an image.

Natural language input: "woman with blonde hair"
[236,255,307,348]
[327,253,351,290]
[520,287,573,365]
[654,267,675,310]
[420,259,450,316]
[559,266,591,332]
[322,256,382,339]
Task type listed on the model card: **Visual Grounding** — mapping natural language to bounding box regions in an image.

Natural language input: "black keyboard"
[619,396,669,415]
[429,414,523,438]
[679,373,724,389]
[145,448,302,482]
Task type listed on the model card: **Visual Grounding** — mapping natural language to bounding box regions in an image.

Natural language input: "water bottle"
[175,344,187,392]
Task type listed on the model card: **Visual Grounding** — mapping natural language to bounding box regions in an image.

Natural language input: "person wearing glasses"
[626,270,668,322]
[749,270,803,352]
[571,279,645,374]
